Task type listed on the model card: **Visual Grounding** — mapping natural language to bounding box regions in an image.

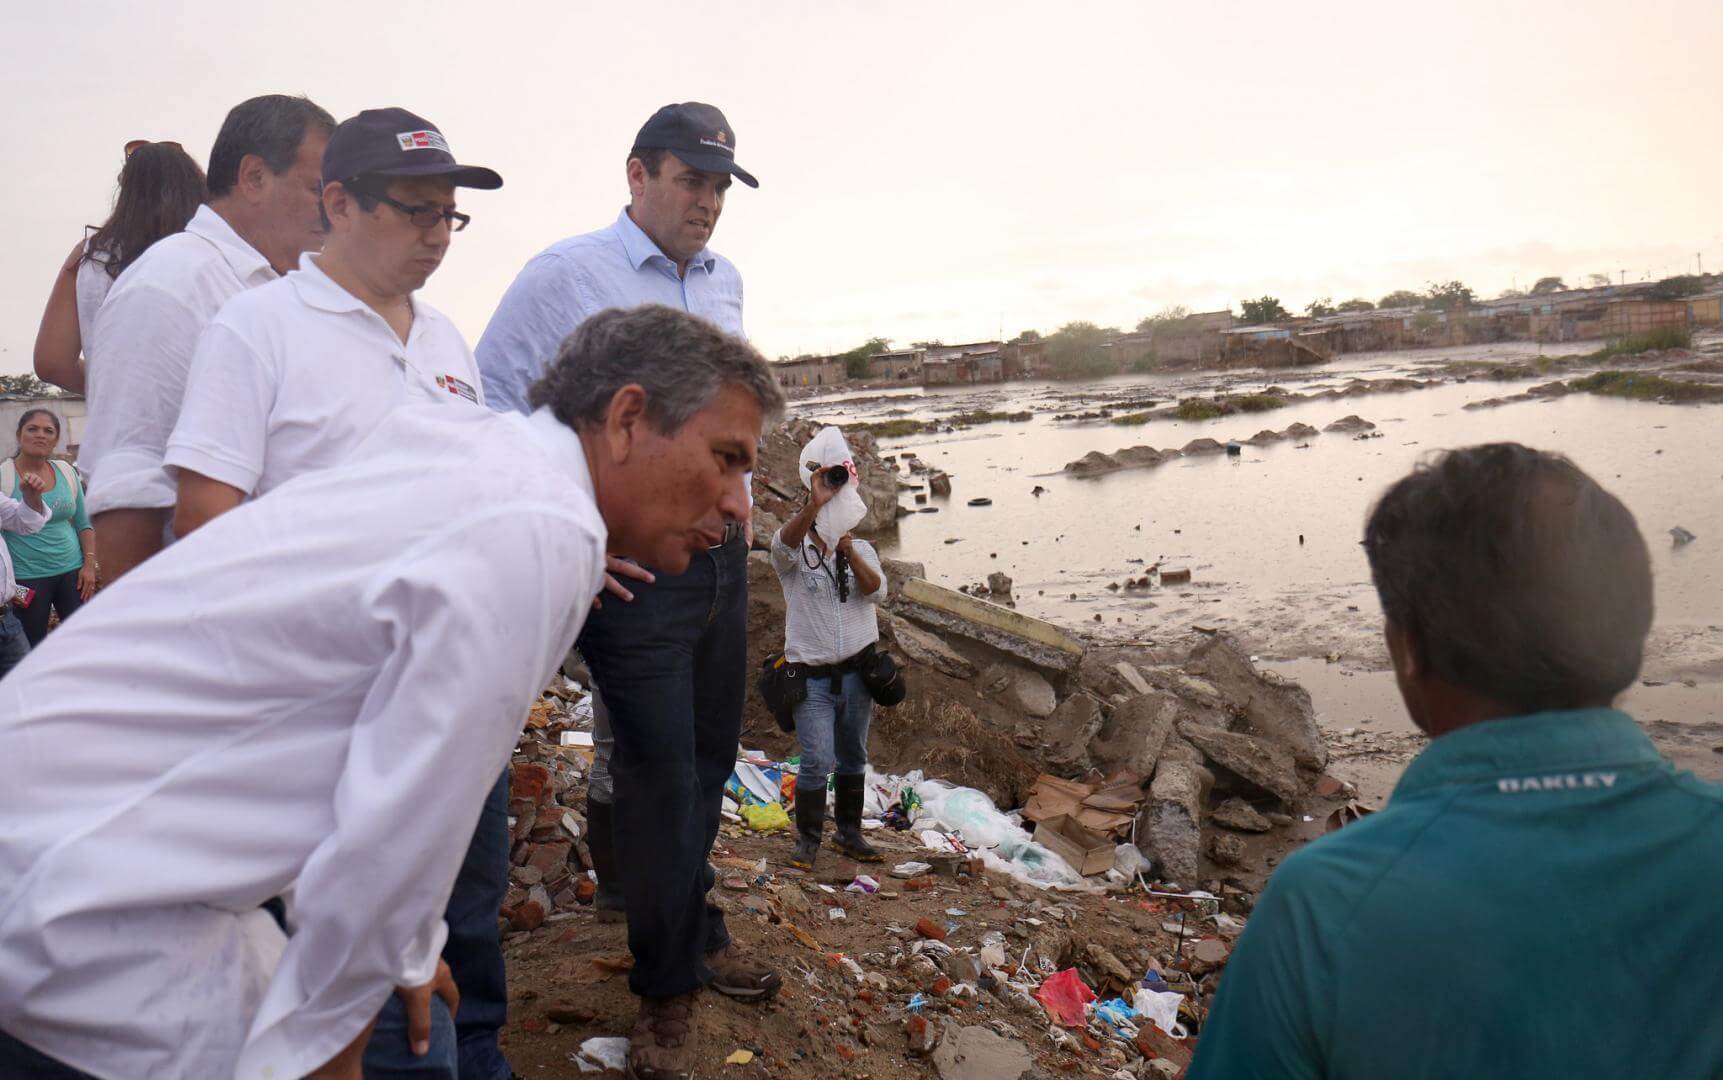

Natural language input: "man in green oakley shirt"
[1192,443,1723,1079]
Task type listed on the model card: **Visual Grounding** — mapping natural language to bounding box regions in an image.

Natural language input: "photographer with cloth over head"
[770,455,889,870]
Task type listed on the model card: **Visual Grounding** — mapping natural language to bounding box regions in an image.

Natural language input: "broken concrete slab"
[1138,758,1211,885]
[1184,636,1326,770]
[980,662,1057,718]
[1088,691,1179,778]
[897,577,1085,674]
[1179,723,1305,804]
[1114,661,1151,695]
[932,1024,1033,1080]
[1211,797,1273,833]
[927,471,952,496]
[887,614,977,680]
[878,557,926,599]
[1041,692,1104,770]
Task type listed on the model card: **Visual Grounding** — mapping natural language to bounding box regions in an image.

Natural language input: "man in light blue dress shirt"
[475,103,774,1080]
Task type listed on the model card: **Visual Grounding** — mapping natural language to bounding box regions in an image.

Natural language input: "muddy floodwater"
[803,338,1723,784]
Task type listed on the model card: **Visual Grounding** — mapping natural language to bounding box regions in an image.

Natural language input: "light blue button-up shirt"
[475,207,746,414]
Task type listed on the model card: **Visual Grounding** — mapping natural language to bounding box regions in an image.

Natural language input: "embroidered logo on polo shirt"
[396,130,451,153]
[436,374,478,403]
[1496,772,1617,793]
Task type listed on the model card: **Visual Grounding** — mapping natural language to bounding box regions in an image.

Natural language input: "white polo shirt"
[81,205,279,514]
[0,405,607,1080]
[165,252,486,498]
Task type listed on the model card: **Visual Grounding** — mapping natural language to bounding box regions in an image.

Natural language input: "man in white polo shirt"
[0,306,786,1080]
[164,107,511,1080]
[168,107,499,523]
[81,94,334,582]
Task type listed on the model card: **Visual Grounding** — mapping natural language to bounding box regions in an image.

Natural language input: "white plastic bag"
[1131,989,1187,1038]
[799,426,867,540]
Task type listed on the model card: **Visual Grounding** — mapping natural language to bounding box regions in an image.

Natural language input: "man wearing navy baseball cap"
[477,102,767,1079]
[163,106,512,1080]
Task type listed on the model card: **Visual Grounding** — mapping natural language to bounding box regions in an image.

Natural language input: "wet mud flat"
[806,334,1723,791]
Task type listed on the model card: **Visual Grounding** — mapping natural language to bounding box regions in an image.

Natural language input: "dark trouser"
[364,770,512,1080]
[0,610,28,680]
[16,569,82,647]
[576,538,748,999]
[0,1029,97,1079]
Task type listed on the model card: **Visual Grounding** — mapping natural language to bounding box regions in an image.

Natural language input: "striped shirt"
[770,529,887,666]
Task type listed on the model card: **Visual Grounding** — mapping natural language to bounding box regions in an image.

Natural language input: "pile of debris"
[500,690,602,930]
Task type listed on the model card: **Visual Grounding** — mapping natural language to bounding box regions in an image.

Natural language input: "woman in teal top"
[5,408,96,645]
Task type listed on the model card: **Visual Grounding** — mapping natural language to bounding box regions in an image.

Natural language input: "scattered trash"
[1325,800,1377,832]
[1031,815,1116,876]
[724,1049,755,1066]
[1671,526,1696,546]
[558,730,594,747]
[740,801,790,832]
[828,908,847,921]
[1132,988,1186,1037]
[908,992,928,1011]
[1159,566,1192,585]
[915,917,948,941]
[846,875,880,894]
[891,861,933,879]
[1034,967,1097,1028]
[572,1037,628,1073]
[967,497,992,507]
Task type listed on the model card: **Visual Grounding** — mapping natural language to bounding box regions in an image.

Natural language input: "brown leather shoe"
[705,942,783,1001]
[627,992,698,1080]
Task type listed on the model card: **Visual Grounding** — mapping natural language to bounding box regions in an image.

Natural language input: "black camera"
[806,462,849,488]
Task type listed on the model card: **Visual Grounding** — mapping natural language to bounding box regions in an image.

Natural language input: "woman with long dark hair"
[31,140,205,394]
[3,408,96,646]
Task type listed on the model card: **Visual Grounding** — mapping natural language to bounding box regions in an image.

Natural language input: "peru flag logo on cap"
[396,129,450,153]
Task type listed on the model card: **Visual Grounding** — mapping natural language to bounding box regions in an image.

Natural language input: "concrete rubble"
[489,417,1377,1074]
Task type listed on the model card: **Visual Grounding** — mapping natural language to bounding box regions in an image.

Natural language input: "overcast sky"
[3,0,1720,373]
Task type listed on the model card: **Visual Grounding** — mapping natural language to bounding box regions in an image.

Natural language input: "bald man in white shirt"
[0,307,785,1080]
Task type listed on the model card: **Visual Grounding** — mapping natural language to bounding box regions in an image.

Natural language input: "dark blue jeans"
[577,538,748,998]
[364,769,512,1080]
[0,1029,96,1079]
[0,609,30,681]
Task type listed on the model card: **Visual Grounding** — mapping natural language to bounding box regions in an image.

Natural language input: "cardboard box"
[1033,814,1116,877]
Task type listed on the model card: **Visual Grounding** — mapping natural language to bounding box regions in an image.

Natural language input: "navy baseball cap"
[632,102,758,189]
[322,107,502,190]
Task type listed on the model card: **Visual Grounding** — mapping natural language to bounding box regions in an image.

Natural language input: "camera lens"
[824,465,850,487]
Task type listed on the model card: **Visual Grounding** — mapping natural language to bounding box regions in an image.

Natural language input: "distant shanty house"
[1003,339,1045,378]
[1100,332,1155,370]
[1685,292,1723,327]
[1219,326,1334,368]
[1152,311,1233,368]
[1,394,87,461]
[774,355,846,388]
[1599,297,1692,338]
[923,341,1005,385]
[865,347,925,382]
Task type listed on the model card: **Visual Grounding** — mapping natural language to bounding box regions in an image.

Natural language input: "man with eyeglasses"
[163,107,512,1080]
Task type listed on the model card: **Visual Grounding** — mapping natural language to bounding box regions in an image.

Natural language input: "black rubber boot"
[788,783,826,870]
[832,773,883,863]
[586,796,627,923]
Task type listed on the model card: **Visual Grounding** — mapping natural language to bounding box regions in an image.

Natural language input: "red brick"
[510,764,552,804]
[525,841,571,878]
[914,917,947,941]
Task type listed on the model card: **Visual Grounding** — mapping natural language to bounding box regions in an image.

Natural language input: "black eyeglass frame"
[335,178,471,232]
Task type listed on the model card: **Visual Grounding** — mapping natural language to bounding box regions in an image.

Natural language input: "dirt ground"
[497,800,1269,1079]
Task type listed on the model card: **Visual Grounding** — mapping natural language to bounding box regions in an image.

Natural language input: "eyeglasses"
[368,190,471,233]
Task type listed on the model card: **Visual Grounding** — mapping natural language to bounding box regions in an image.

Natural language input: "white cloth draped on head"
[798,425,867,541]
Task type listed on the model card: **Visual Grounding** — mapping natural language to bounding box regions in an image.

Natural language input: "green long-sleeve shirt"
[1190,709,1723,1079]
